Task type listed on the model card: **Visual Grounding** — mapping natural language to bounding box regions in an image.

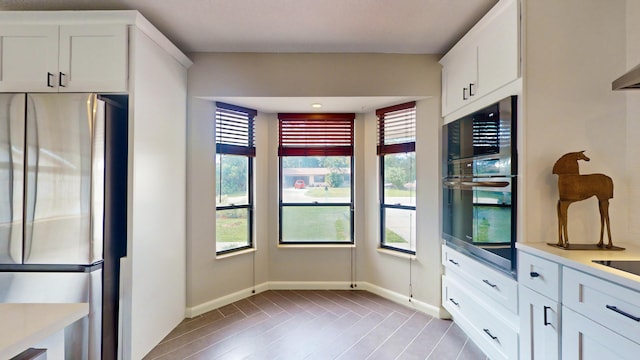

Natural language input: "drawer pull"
[448,259,459,266]
[483,328,499,342]
[448,298,459,306]
[543,306,551,326]
[482,279,498,288]
[530,271,540,278]
[606,305,640,322]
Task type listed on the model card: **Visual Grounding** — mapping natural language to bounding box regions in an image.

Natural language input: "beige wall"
[522,0,630,245]
[186,53,443,312]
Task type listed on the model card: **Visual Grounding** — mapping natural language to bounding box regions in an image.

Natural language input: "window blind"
[376,101,416,155]
[216,102,257,156]
[278,113,355,156]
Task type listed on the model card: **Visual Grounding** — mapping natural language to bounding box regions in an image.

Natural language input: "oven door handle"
[443,180,510,189]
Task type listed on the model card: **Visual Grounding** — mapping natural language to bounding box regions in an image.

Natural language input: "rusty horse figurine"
[552,151,614,248]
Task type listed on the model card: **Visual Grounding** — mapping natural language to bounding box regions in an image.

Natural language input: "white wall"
[626,0,640,241]
[121,28,188,360]
[522,0,630,246]
[186,53,444,314]
[361,98,443,311]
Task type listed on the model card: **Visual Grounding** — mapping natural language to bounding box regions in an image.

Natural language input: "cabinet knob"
[530,271,540,278]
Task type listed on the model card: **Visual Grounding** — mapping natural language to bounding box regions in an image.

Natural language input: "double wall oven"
[442,96,517,276]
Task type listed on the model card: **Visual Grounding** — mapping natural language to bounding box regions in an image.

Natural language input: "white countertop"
[0,303,89,359]
[517,242,640,292]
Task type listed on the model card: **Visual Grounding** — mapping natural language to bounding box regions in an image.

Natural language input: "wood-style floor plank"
[144,290,487,360]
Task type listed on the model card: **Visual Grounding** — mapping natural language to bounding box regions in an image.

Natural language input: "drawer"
[518,251,560,301]
[563,267,640,344]
[443,275,518,360]
[442,245,518,313]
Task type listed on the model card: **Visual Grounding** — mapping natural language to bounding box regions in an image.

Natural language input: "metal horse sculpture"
[552,151,614,248]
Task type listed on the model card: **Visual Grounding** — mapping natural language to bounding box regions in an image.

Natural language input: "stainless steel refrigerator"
[0,93,123,360]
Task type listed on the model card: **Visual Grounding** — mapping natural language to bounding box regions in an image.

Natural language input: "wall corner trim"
[185,281,441,319]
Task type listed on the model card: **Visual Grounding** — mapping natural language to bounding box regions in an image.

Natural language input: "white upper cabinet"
[0,25,59,92]
[441,43,478,116]
[476,0,519,98]
[440,0,519,117]
[0,24,127,92]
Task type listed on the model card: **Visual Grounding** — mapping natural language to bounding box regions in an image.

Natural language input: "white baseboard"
[186,281,442,319]
[185,282,269,318]
[358,282,442,318]
[268,281,354,290]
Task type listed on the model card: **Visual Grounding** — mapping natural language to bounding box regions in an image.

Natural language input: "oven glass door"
[443,177,513,259]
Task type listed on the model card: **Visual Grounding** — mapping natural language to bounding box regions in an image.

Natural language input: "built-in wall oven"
[442,96,517,277]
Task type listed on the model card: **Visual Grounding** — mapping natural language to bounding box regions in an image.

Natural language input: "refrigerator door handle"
[1,94,26,264]
[24,95,39,263]
[89,94,105,264]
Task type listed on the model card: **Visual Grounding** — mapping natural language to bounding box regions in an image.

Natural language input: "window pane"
[216,208,250,252]
[281,156,351,204]
[382,208,416,251]
[216,154,249,206]
[383,153,416,206]
[281,206,351,242]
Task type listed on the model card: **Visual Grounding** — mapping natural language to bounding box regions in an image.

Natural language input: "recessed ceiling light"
[311,103,322,108]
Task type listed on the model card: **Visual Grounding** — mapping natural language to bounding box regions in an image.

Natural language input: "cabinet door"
[441,44,478,116]
[519,285,560,360]
[562,307,640,360]
[0,25,58,92]
[477,0,519,97]
[58,24,128,92]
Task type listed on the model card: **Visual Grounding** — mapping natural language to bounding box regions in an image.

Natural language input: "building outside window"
[377,102,416,254]
[278,113,355,244]
[215,102,256,254]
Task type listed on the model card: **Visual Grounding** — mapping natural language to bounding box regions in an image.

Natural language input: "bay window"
[377,102,416,254]
[278,113,355,244]
[215,102,256,254]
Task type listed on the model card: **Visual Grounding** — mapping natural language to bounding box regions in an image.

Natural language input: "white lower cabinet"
[562,307,640,360]
[518,247,640,360]
[519,285,560,360]
[442,246,518,360]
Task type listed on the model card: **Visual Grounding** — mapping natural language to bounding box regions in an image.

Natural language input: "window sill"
[277,243,356,249]
[377,247,417,260]
[216,247,256,259]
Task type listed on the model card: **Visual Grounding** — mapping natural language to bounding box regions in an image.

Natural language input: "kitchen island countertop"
[0,303,88,359]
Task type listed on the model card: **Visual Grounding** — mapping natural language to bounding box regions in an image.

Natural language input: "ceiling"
[0,0,498,54]
[0,0,498,112]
